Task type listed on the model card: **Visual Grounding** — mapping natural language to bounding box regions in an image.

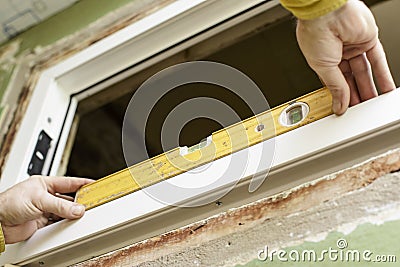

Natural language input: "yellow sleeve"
[280,0,348,20]
[0,222,5,253]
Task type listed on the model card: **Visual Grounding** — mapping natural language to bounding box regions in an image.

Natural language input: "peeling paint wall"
[73,150,400,267]
[240,221,400,266]
[0,0,139,100]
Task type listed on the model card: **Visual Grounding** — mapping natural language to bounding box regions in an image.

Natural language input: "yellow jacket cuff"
[280,0,348,20]
[0,222,5,253]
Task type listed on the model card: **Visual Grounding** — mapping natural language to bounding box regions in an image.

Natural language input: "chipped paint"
[0,40,20,66]
[72,149,400,267]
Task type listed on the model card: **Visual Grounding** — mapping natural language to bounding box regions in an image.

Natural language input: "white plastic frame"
[0,0,399,265]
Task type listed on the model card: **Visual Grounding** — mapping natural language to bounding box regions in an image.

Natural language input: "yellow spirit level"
[75,87,332,209]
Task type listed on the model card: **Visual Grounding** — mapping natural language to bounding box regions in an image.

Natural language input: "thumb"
[315,66,350,115]
[37,193,86,220]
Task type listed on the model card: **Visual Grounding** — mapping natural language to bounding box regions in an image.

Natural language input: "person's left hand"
[0,176,93,244]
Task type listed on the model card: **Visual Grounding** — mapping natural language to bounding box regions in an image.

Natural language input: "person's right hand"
[0,176,93,244]
[296,0,395,115]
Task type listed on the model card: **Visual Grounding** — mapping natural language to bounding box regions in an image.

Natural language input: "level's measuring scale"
[75,87,333,209]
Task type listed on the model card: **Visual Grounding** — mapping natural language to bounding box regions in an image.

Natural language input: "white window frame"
[1,0,400,265]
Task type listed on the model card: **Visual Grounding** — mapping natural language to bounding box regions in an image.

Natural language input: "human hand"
[0,176,93,244]
[296,0,395,115]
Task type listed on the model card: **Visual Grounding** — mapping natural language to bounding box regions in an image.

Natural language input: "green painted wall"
[0,0,136,103]
[8,0,137,53]
[0,64,14,101]
[239,220,400,267]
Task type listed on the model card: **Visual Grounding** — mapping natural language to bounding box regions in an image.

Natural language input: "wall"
[72,150,400,266]
[0,0,136,101]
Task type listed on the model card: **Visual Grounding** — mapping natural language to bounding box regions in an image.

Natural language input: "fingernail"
[333,99,341,115]
[71,205,85,216]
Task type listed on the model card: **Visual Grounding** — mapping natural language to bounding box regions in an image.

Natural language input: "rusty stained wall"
[73,149,400,267]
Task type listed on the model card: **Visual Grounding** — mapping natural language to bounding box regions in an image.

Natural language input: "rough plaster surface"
[72,149,400,267]
[239,219,400,266]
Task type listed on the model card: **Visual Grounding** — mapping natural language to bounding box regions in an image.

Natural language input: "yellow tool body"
[76,87,333,209]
